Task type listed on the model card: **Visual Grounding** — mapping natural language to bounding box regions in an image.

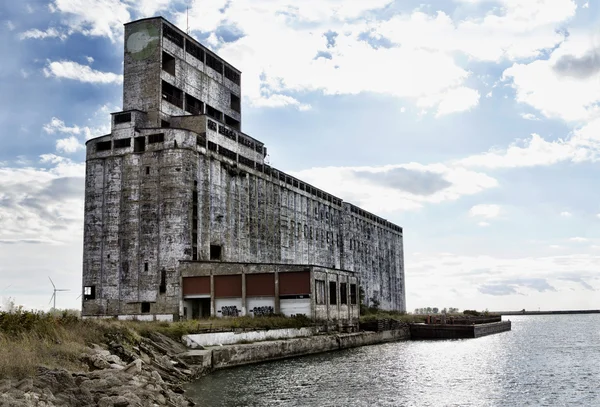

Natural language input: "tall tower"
[82,17,405,320]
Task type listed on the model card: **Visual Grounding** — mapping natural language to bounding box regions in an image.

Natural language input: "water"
[186,315,600,406]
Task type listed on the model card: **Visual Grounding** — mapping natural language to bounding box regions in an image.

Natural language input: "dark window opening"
[186,39,204,61]
[206,104,222,121]
[210,244,222,260]
[205,52,223,74]
[113,138,131,149]
[83,285,96,301]
[96,141,111,152]
[340,283,348,305]
[162,51,175,75]
[329,281,337,305]
[163,24,183,47]
[114,112,131,124]
[141,302,151,313]
[192,246,198,260]
[224,114,240,130]
[197,133,206,147]
[192,219,198,229]
[144,262,148,272]
[145,166,150,175]
[350,284,357,305]
[315,280,326,305]
[230,93,241,112]
[148,133,165,144]
[161,120,170,128]
[224,65,240,85]
[134,136,145,152]
[207,141,217,152]
[218,146,237,161]
[219,124,237,140]
[185,94,203,115]
[159,269,166,294]
[161,80,183,108]
[238,155,255,168]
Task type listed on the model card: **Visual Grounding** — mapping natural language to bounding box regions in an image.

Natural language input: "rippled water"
[186,315,600,406]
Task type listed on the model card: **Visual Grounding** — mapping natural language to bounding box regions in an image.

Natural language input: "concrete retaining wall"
[206,328,410,369]
[183,327,318,348]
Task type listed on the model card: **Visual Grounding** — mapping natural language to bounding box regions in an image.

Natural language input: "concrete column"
[210,274,215,317]
[274,270,280,314]
[241,272,247,316]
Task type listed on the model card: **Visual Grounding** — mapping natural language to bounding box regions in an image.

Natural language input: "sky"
[1,0,600,313]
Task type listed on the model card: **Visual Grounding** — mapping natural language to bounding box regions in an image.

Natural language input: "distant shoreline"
[495,310,600,316]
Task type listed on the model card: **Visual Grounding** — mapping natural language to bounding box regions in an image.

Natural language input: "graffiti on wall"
[252,306,274,317]
[221,305,240,317]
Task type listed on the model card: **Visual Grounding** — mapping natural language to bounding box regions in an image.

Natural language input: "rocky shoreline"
[0,333,206,407]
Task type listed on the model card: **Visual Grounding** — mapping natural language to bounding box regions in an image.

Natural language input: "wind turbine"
[48,277,70,310]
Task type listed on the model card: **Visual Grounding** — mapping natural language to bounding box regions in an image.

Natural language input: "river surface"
[186,315,600,406]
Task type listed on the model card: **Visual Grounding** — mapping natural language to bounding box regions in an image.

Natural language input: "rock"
[124,359,143,374]
[15,378,33,392]
[110,363,125,370]
[105,354,123,365]
[151,371,164,384]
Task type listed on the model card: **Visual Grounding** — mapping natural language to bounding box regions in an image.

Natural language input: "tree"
[432,307,439,314]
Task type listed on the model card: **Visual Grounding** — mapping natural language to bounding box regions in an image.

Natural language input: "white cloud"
[457,118,600,169]
[85,56,94,64]
[124,0,171,17]
[560,211,572,217]
[43,60,123,84]
[569,237,588,242]
[290,164,498,213]
[56,136,85,153]
[5,21,15,31]
[49,0,130,42]
[502,30,600,122]
[469,204,501,218]
[250,94,312,111]
[43,116,109,140]
[521,113,540,120]
[20,27,66,40]
[478,221,490,227]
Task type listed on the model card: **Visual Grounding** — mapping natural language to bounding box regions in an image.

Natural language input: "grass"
[0,309,316,380]
[359,308,427,324]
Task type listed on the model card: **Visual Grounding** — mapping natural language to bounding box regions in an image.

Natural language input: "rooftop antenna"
[48,277,70,311]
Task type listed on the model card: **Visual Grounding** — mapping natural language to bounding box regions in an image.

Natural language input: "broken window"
[163,24,183,47]
[148,133,165,144]
[114,112,131,124]
[218,146,237,161]
[350,284,357,305]
[205,52,223,74]
[207,141,217,152]
[340,283,348,305]
[206,104,222,121]
[224,65,240,85]
[238,155,255,168]
[197,133,206,147]
[134,136,145,152]
[113,138,131,149]
[230,93,241,113]
[96,141,111,152]
[329,281,337,305]
[224,114,240,130]
[162,51,175,76]
[161,120,171,128]
[159,269,166,294]
[185,94,203,115]
[210,245,222,260]
[144,262,148,272]
[145,166,150,175]
[315,280,326,305]
[186,39,204,62]
[83,285,96,300]
[161,80,183,108]
[141,302,151,313]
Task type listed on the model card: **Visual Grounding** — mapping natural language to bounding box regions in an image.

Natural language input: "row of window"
[161,80,241,129]
[163,23,241,85]
[349,205,402,233]
[315,280,358,305]
[288,221,341,247]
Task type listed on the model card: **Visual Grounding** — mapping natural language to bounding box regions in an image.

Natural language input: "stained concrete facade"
[81,16,405,320]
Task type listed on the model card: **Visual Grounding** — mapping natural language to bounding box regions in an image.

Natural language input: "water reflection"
[186,315,600,406]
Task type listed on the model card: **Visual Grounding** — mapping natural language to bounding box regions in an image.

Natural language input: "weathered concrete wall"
[82,16,405,317]
[183,327,318,348]
[209,328,410,369]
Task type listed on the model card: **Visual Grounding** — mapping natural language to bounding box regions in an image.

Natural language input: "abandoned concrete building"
[81,16,405,322]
